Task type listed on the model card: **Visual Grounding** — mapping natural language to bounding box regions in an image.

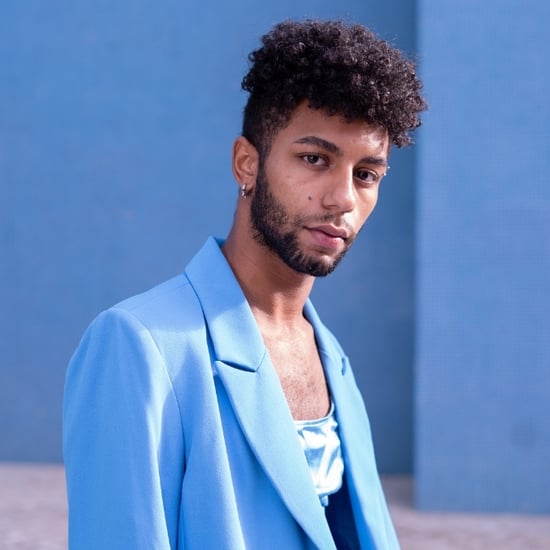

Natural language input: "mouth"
[307,224,350,240]
[305,224,350,251]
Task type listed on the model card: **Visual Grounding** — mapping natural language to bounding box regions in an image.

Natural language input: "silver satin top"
[295,404,344,506]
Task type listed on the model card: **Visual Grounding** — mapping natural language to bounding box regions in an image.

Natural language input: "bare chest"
[262,331,330,421]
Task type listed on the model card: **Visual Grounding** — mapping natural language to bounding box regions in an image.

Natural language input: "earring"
[240,184,247,198]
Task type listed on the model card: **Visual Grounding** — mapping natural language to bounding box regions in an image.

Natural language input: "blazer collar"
[184,237,265,370]
[185,237,336,549]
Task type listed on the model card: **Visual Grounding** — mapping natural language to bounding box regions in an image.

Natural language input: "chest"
[261,330,331,421]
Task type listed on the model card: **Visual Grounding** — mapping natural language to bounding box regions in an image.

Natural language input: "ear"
[232,136,259,191]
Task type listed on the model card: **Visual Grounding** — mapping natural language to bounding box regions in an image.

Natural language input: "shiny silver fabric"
[295,404,344,507]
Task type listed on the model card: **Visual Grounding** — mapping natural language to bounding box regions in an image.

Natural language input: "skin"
[223,102,389,420]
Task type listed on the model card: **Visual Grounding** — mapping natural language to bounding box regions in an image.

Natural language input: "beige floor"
[382,477,550,550]
[1,463,549,549]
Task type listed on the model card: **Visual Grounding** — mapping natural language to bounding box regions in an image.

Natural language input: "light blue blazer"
[63,237,399,549]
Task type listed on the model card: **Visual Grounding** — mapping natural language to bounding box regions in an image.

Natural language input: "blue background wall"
[4,0,548,514]
[416,0,550,512]
[0,1,416,473]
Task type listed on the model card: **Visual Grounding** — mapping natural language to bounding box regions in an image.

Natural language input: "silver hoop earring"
[240,184,247,198]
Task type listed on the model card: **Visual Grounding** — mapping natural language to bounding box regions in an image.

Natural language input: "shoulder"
[80,271,199,339]
[76,272,206,378]
[113,272,199,330]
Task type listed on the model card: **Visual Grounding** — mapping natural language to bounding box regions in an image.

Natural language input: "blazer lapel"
[215,358,335,550]
[306,301,395,549]
[185,238,335,550]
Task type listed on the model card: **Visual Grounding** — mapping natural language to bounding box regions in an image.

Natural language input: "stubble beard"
[249,164,352,277]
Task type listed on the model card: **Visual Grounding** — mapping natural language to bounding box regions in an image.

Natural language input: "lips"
[305,224,350,252]
[308,224,349,240]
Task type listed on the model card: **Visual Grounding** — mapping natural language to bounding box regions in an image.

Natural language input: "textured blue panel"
[416,0,550,512]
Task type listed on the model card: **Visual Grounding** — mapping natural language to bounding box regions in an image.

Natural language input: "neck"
[222,222,315,325]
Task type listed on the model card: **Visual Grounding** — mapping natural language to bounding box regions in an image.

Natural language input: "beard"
[249,164,353,277]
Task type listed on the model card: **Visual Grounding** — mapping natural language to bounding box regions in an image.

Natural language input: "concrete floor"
[1,463,549,549]
[382,477,550,550]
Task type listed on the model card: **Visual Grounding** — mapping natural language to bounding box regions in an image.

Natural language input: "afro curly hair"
[242,19,426,155]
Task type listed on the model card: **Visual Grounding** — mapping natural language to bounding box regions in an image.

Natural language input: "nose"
[321,168,355,213]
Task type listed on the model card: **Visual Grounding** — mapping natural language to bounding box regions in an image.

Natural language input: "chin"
[285,250,345,277]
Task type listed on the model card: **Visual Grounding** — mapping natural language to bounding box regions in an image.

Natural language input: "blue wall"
[416,0,550,512]
[0,1,416,472]
[4,0,548,516]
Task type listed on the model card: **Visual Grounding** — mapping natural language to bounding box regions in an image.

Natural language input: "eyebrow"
[295,136,341,155]
[294,135,388,167]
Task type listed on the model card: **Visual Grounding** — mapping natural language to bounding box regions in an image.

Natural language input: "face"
[249,103,389,277]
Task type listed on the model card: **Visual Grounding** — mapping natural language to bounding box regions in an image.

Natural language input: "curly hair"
[242,20,426,154]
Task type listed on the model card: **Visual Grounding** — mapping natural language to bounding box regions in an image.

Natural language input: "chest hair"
[261,324,331,420]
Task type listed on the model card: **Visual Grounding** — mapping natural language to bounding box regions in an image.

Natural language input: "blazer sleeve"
[63,307,185,549]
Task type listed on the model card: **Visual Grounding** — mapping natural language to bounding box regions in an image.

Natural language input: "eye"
[300,154,328,167]
[355,168,382,186]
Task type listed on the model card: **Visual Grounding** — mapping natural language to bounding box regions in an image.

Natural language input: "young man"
[64,20,425,549]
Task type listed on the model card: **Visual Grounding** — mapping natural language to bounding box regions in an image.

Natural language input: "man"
[64,19,425,549]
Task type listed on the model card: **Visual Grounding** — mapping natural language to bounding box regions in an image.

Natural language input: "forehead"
[271,102,390,156]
